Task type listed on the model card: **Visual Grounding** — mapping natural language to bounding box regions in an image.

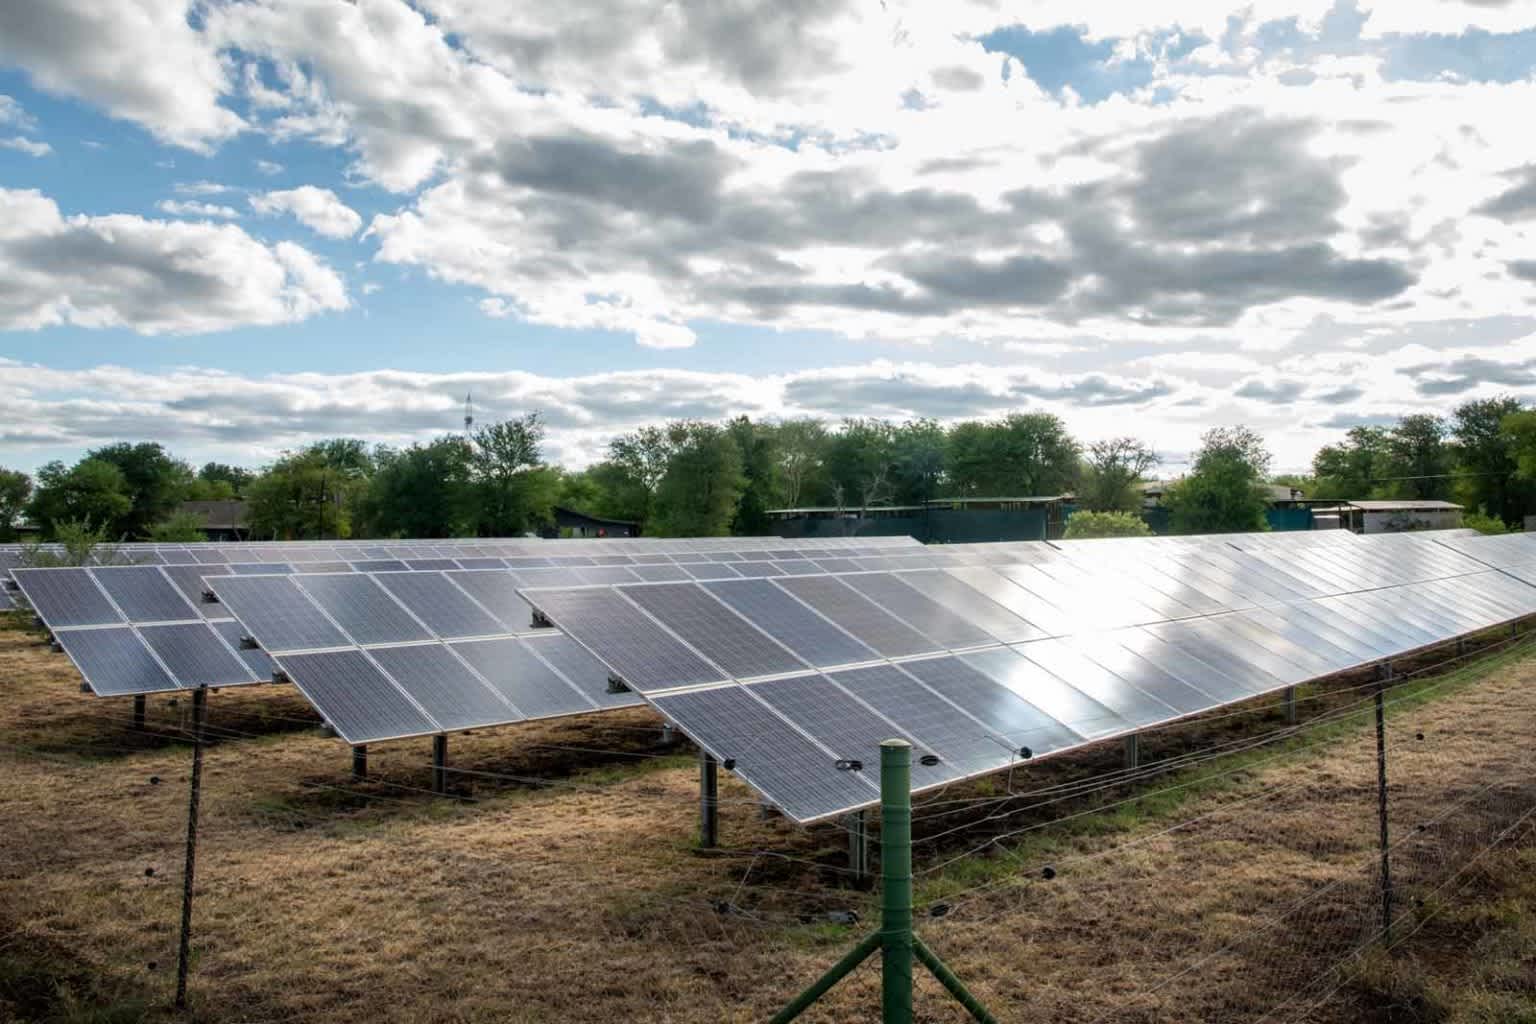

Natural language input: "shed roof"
[1345,500,1463,512]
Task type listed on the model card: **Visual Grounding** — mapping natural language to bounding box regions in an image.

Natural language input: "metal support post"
[351,745,367,781]
[881,741,914,1022]
[1457,638,1468,656]
[1374,676,1394,944]
[174,686,207,1010]
[846,810,869,887]
[1123,732,1140,771]
[432,734,448,795]
[1283,686,1297,725]
[660,721,678,747]
[699,752,718,849]
[133,693,147,731]
[769,740,997,1024]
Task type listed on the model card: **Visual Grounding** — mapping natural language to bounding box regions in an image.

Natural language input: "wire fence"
[3,609,1536,1022]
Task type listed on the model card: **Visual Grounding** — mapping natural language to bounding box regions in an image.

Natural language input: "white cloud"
[255,159,284,175]
[0,187,348,335]
[0,136,50,157]
[0,94,35,130]
[0,0,241,151]
[174,181,236,197]
[250,185,363,239]
[156,199,241,219]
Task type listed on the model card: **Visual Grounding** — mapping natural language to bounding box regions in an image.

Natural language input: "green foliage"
[1504,408,1536,484]
[359,438,475,538]
[727,417,778,536]
[1077,437,1158,512]
[148,510,209,543]
[469,414,557,536]
[245,440,371,540]
[1388,413,1452,500]
[1453,396,1535,527]
[1063,510,1152,539]
[945,412,1079,499]
[651,421,745,536]
[184,477,237,501]
[0,467,30,542]
[823,418,898,508]
[26,459,132,540]
[84,442,193,537]
[769,418,829,508]
[1269,473,1314,494]
[1464,508,1510,535]
[20,519,116,567]
[1166,426,1272,534]
[198,461,254,495]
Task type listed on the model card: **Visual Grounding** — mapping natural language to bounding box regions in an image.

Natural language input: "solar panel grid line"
[617,581,812,682]
[700,577,888,672]
[11,567,126,630]
[203,574,354,654]
[274,648,445,745]
[771,574,943,659]
[54,626,181,696]
[472,634,601,714]
[835,572,1001,651]
[364,642,527,732]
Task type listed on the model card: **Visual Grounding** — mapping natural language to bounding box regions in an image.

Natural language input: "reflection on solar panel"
[371,573,513,639]
[519,587,725,692]
[294,574,433,646]
[702,578,878,669]
[620,584,806,680]
[774,576,939,658]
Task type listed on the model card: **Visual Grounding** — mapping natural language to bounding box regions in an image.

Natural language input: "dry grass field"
[4,609,1536,1023]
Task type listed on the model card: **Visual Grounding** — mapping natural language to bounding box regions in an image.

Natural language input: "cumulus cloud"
[250,186,363,239]
[0,0,241,150]
[0,188,348,334]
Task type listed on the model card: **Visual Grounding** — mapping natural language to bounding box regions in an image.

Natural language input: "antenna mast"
[464,392,474,436]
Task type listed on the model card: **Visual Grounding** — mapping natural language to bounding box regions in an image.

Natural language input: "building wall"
[1362,509,1463,534]
[771,508,1049,543]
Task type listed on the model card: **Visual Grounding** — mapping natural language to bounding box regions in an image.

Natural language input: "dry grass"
[3,609,1536,1023]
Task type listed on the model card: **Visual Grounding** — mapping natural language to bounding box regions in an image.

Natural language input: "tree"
[1312,426,1393,500]
[945,413,1079,498]
[359,439,475,538]
[1463,509,1508,535]
[1451,397,1533,527]
[1078,438,1159,512]
[651,422,745,536]
[148,510,209,542]
[85,442,193,537]
[1165,426,1272,534]
[0,467,31,542]
[246,440,372,540]
[1501,407,1536,485]
[1063,510,1152,539]
[727,416,779,536]
[471,415,559,536]
[1386,414,1452,501]
[198,462,254,495]
[770,418,829,508]
[824,419,898,509]
[889,419,947,506]
[27,459,132,539]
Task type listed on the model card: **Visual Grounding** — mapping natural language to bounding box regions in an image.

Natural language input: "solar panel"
[774,576,940,658]
[962,647,1128,739]
[831,663,1016,776]
[372,573,505,639]
[520,587,725,692]
[90,566,197,623]
[278,649,439,744]
[366,645,518,731]
[11,569,122,628]
[139,623,259,687]
[206,575,349,653]
[212,618,276,679]
[293,574,433,646]
[899,655,1082,756]
[890,570,1047,643]
[524,634,646,709]
[444,571,536,632]
[55,627,178,696]
[652,685,879,822]
[701,578,879,669]
[837,572,999,649]
[451,638,598,719]
[748,674,955,789]
[620,584,806,680]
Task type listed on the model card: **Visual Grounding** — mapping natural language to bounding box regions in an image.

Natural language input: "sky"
[1,0,1535,478]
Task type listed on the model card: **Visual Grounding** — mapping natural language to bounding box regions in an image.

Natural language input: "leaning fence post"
[175,685,207,1010]
[1374,667,1394,945]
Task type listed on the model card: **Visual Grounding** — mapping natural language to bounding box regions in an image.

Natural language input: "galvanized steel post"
[1283,686,1297,725]
[1123,732,1140,771]
[174,686,207,1010]
[699,751,718,849]
[881,740,914,1022]
[1374,672,1394,944]
[133,693,147,731]
[351,745,367,781]
[847,809,869,886]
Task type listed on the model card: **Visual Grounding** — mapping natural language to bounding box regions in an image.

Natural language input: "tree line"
[1,395,1534,544]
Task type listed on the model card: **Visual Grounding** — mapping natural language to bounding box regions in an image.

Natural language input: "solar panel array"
[522,531,1536,822]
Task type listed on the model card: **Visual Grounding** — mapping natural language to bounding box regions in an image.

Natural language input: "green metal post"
[766,931,883,1024]
[881,740,914,1024]
[914,936,1000,1024]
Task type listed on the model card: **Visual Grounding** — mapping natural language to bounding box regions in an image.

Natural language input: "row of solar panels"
[0,534,919,570]
[197,530,1490,756]
[524,552,1536,821]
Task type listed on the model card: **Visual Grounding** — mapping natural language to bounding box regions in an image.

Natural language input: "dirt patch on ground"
[3,611,1535,1023]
